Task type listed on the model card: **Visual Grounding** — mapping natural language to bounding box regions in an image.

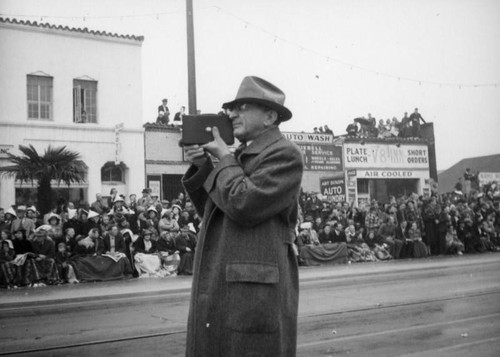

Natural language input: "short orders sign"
[320,176,346,202]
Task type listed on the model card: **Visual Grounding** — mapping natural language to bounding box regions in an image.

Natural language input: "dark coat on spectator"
[182,127,303,357]
[103,234,126,254]
[133,237,158,254]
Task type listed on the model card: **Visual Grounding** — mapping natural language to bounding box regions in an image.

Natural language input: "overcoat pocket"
[225,262,280,333]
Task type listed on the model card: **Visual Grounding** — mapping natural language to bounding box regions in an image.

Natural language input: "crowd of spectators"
[296,181,500,266]
[154,98,188,127]
[1,176,499,289]
[312,108,427,140]
[0,188,199,288]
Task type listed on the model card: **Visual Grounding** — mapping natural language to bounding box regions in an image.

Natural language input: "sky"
[1,0,499,170]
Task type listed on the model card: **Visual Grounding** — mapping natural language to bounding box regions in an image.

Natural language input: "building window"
[27,75,53,120]
[101,163,124,183]
[73,79,97,123]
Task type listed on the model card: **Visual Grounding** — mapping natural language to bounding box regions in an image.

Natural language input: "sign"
[114,123,124,165]
[149,180,161,197]
[344,143,429,169]
[0,145,14,158]
[283,132,342,171]
[478,172,500,187]
[320,176,346,202]
[360,170,415,178]
[347,169,357,176]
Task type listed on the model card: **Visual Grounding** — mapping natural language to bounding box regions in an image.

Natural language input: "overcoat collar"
[241,127,284,155]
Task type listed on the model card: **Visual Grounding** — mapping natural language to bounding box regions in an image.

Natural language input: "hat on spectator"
[171,204,182,212]
[88,210,100,219]
[5,207,17,218]
[161,208,172,218]
[35,225,52,236]
[142,188,151,194]
[16,205,27,211]
[114,196,124,203]
[147,205,158,213]
[142,229,153,236]
[300,222,312,230]
[222,76,292,121]
[27,206,37,213]
[48,213,61,224]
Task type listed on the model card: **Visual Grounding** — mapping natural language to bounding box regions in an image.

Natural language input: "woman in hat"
[3,207,17,232]
[48,213,63,242]
[158,209,179,239]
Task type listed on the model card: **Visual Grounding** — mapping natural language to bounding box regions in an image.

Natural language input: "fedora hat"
[222,76,292,121]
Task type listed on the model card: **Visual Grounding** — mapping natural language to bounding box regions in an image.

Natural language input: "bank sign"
[343,143,429,169]
[282,132,342,171]
[320,176,346,202]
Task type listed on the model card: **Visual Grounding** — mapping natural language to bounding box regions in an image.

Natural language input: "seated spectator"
[133,229,171,277]
[158,209,180,239]
[54,242,79,283]
[156,230,180,274]
[173,106,185,127]
[364,230,391,260]
[445,225,464,255]
[378,216,403,259]
[175,223,197,275]
[323,125,333,135]
[30,227,60,285]
[345,224,376,262]
[318,224,334,244]
[331,223,347,243]
[346,120,358,137]
[0,241,17,288]
[407,221,429,258]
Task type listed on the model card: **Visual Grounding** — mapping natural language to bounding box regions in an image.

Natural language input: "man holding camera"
[182,76,303,356]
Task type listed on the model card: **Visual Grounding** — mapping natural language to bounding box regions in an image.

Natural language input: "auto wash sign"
[320,176,346,202]
[344,143,429,169]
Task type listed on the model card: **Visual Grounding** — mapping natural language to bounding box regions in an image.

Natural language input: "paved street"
[1,254,499,356]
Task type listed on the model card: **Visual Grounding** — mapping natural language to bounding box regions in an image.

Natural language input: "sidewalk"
[1,253,498,308]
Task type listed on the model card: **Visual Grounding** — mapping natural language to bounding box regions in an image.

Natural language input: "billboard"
[320,176,346,202]
[343,143,429,169]
[282,132,342,171]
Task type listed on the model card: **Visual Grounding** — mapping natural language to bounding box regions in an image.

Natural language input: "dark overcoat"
[182,127,303,357]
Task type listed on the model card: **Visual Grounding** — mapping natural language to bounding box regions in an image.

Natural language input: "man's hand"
[202,127,231,160]
[184,145,208,167]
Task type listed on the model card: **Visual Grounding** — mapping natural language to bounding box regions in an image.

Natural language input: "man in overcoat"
[182,76,303,356]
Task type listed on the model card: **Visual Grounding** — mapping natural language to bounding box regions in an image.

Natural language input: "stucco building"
[0,18,145,209]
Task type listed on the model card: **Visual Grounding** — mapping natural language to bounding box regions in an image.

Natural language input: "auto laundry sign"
[283,132,342,171]
[320,176,346,202]
[344,143,429,169]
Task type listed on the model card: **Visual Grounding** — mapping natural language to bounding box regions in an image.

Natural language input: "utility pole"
[186,0,197,114]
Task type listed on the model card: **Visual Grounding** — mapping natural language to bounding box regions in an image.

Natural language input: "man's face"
[228,103,273,142]
[111,227,118,236]
[17,210,25,219]
[96,194,102,201]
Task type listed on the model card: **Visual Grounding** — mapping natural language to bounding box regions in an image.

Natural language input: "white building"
[0,17,145,209]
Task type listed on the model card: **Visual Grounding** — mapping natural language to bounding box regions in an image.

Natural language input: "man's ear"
[264,110,279,127]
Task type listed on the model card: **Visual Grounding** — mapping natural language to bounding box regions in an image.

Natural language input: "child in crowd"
[55,242,79,284]
[0,240,17,288]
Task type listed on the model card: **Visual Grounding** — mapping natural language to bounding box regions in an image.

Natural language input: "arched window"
[101,162,126,183]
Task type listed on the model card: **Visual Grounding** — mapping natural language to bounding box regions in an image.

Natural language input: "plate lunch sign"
[283,132,342,171]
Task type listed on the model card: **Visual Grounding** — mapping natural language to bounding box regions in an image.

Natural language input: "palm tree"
[0,145,86,215]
